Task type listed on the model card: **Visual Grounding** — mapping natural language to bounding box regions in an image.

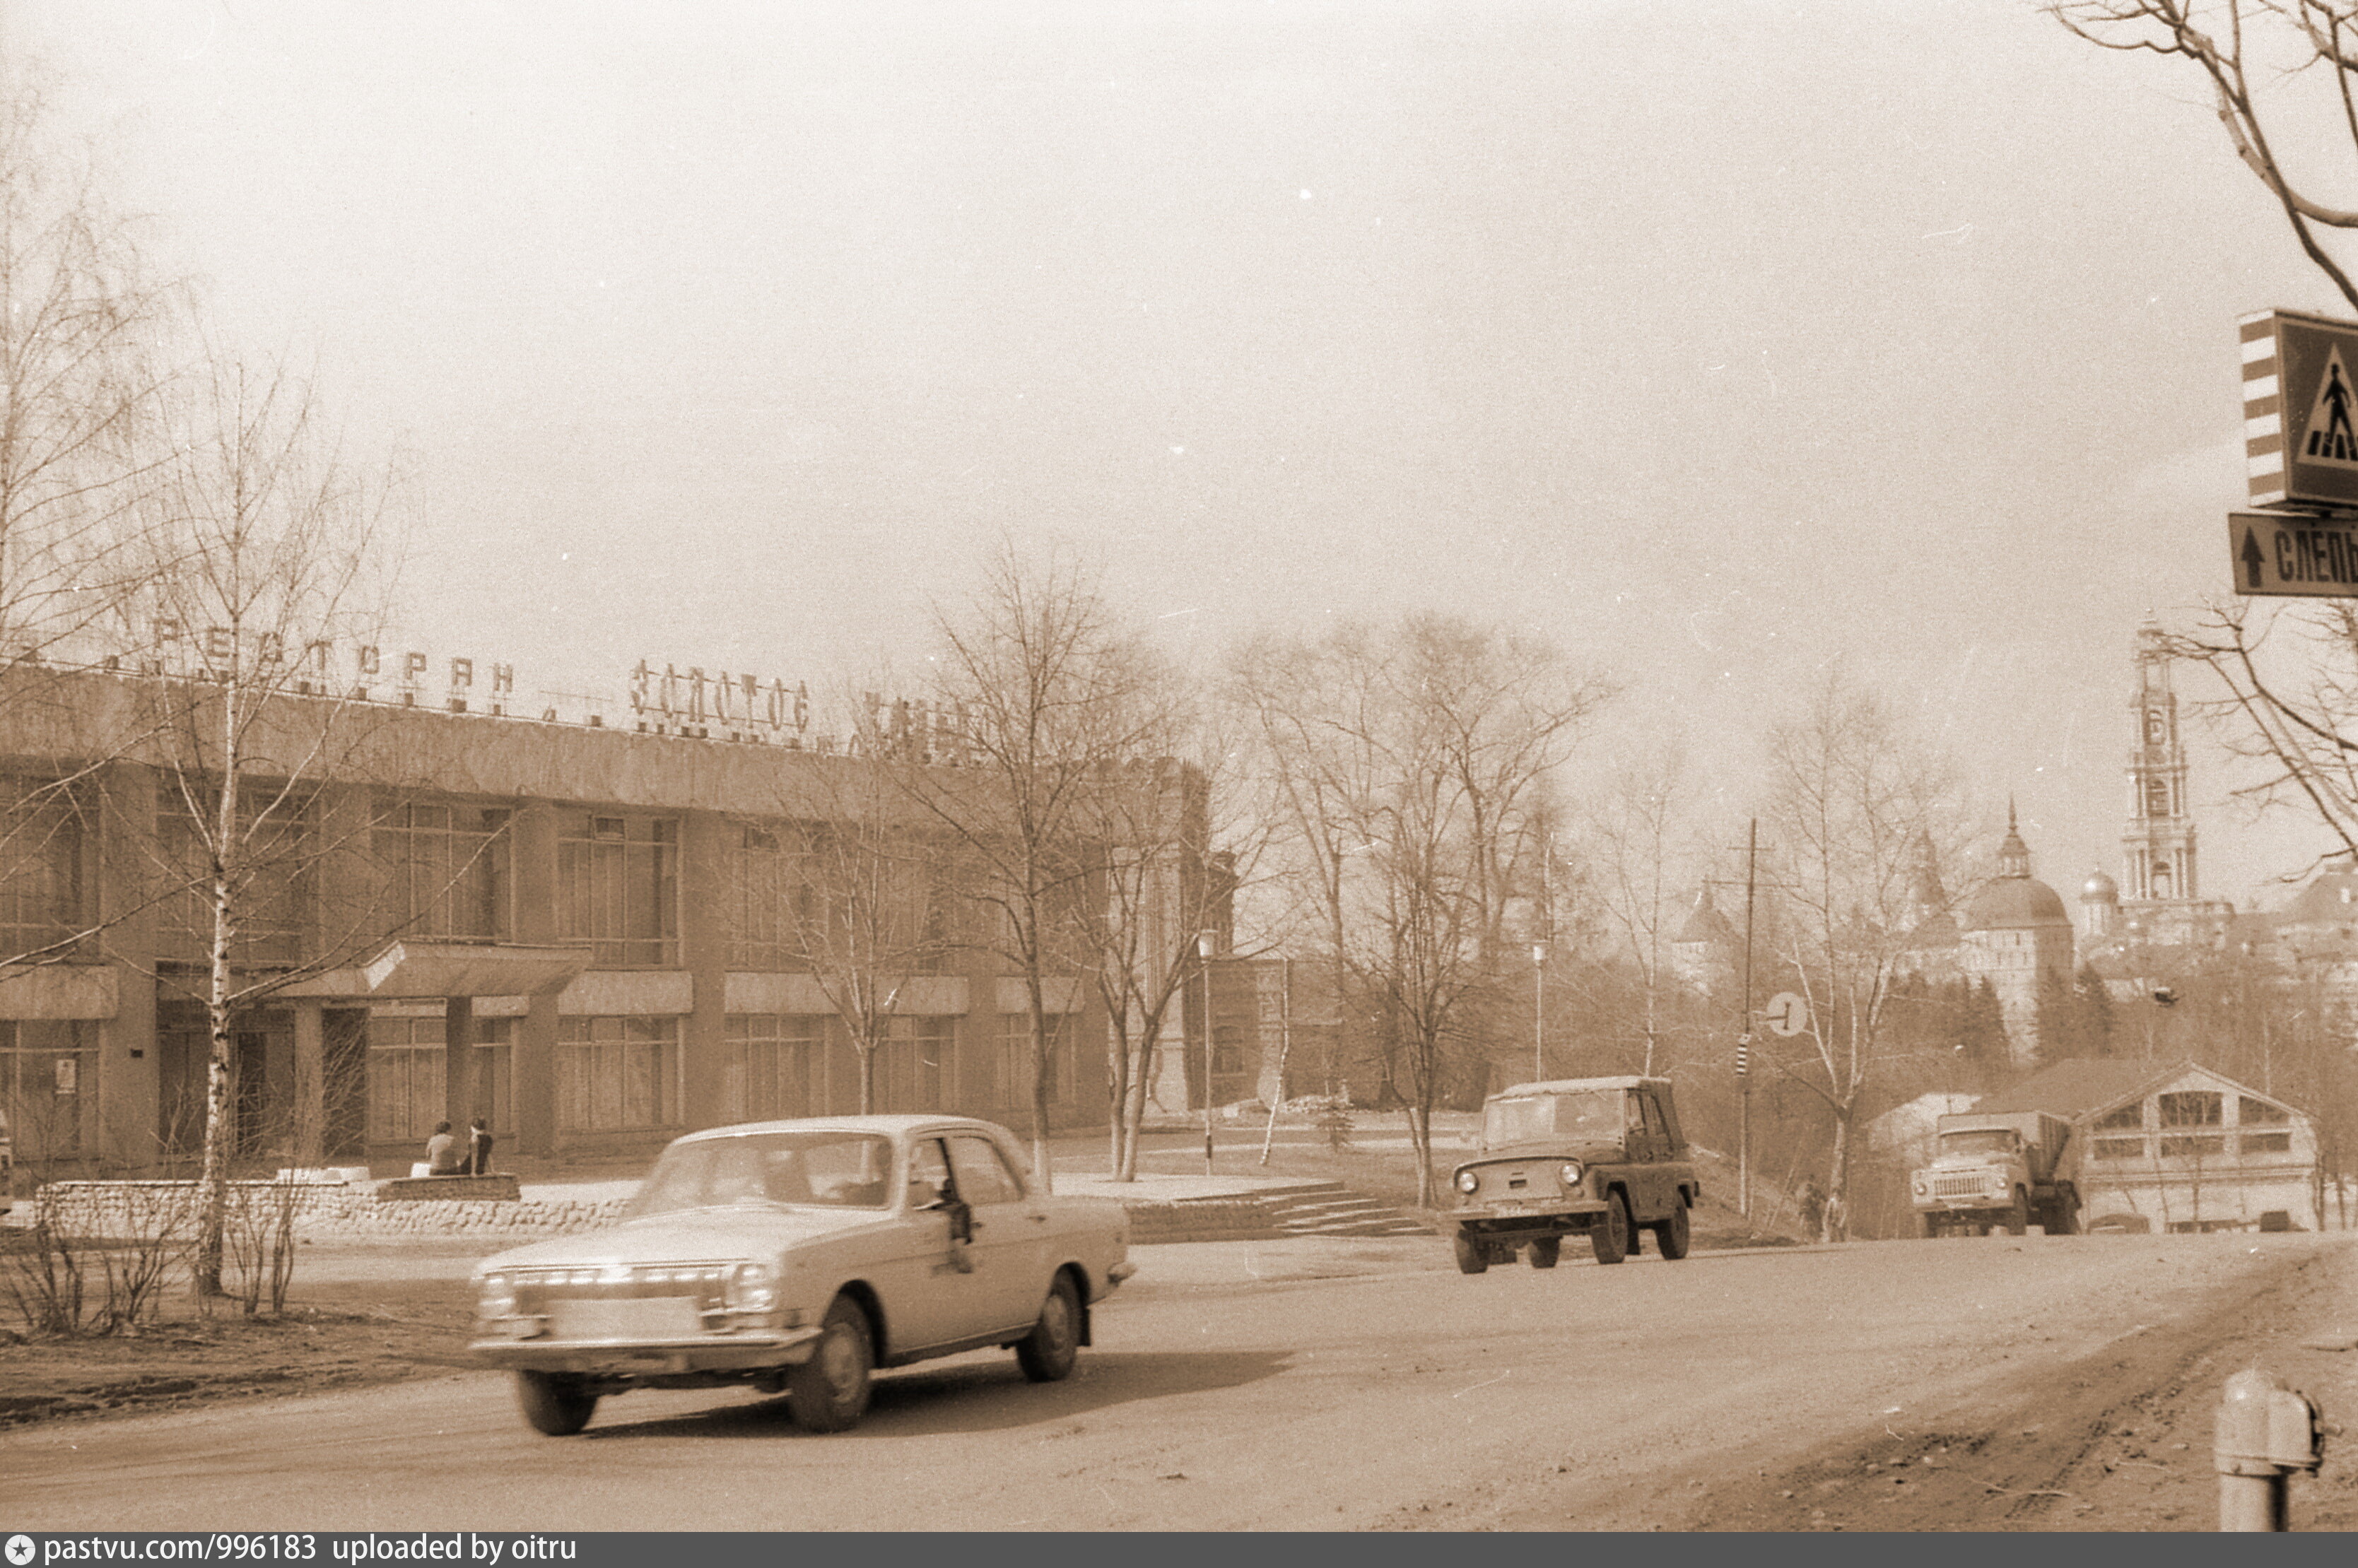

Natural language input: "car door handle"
[1028,1213,1049,1224]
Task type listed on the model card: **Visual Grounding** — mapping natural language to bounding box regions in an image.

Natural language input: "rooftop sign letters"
[2241,308,2358,509]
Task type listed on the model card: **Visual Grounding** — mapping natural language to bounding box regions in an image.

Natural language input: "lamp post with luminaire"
[1197,931,1216,1174]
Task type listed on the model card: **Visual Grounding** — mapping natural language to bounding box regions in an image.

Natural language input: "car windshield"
[1485,1090,1622,1146]
[628,1131,898,1217]
[1938,1129,2021,1157]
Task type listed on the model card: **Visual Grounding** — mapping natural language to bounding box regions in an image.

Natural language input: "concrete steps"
[1254,1181,1433,1238]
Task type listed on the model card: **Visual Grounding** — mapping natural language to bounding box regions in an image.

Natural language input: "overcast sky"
[18,0,2350,907]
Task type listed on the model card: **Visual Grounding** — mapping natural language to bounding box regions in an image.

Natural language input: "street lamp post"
[1532,943,1547,1082]
[1198,931,1216,1175]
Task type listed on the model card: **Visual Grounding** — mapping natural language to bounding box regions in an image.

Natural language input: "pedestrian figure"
[425,1119,464,1175]
[2314,361,2357,461]
[468,1116,495,1176]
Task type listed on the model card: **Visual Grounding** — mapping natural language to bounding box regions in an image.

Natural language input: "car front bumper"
[468,1324,826,1375]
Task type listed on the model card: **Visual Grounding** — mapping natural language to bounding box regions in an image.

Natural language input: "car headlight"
[476,1271,517,1318]
[1558,1162,1583,1189]
[1454,1169,1480,1195]
[726,1261,779,1313]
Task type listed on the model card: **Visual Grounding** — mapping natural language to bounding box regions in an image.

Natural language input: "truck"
[1909,1109,2080,1237]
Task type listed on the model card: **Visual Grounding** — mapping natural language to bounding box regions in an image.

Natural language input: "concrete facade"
[0,668,1201,1178]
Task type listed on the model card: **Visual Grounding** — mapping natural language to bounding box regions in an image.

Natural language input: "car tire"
[1016,1271,1081,1383]
[515,1371,597,1437]
[788,1295,874,1433]
[1527,1237,1560,1270]
[1453,1229,1489,1275]
[1652,1198,1691,1261]
[1590,1193,1632,1266]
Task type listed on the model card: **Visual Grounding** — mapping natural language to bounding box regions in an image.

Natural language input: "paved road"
[2,1232,2333,1531]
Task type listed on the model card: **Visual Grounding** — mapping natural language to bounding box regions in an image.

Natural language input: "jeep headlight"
[476,1271,517,1318]
[1558,1162,1583,1189]
[1454,1169,1480,1195]
[726,1261,780,1313]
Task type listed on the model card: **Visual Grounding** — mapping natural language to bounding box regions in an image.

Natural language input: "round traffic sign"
[1764,992,1809,1037]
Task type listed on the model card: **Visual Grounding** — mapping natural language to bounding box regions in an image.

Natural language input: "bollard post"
[2215,1369,2323,1531]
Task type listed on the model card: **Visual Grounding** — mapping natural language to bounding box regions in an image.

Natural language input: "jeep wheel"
[1651,1198,1691,1261]
[1453,1229,1489,1275]
[515,1371,598,1437]
[1590,1193,1632,1266]
[1526,1237,1560,1270]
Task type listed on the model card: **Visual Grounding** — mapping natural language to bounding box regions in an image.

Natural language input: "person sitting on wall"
[467,1116,495,1176]
[426,1121,466,1176]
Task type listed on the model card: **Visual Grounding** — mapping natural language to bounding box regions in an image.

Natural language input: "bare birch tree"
[907,541,1177,1189]
[1757,673,1976,1242]
[122,354,392,1295]
[1238,615,1613,1206]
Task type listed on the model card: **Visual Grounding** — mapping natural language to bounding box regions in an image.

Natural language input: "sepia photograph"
[4,0,2358,1536]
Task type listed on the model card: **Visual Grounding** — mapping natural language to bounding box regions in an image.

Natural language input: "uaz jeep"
[1449,1075,1700,1272]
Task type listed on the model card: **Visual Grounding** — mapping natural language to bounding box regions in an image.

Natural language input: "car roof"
[670,1114,1011,1144]
[1491,1075,1665,1097]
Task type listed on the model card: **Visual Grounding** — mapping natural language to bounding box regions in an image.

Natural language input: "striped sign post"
[2242,309,2358,511]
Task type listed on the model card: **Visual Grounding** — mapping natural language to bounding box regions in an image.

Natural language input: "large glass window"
[876,1015,952,1113]
[556,1015,680,1131]
[366,1015,513,1144]
[156,791,312,966]
[0,1020,90,1162]
[0,783,81,962]
[722,1013,823,1123]
[557,813,677,967]
[995,1012,1071,1108]
[373,798,510,941]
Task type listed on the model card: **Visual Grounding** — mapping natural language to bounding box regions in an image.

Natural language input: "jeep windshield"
[1485,1090,1621,1147]
[1937,1129,2021,1157]
[627,1131,898,1217]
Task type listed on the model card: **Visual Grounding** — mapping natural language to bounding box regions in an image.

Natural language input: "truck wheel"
[2002,1189,2029,1237]
[515,1371,598,1437]
[1527,1237,1560,1270]
[1920,1214,1941,1240]
[1453,1229,1489,1275]
[1651,1198,1691,1261]
[1590,1193,1632,1266]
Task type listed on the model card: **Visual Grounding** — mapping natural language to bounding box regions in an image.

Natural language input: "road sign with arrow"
[2229,512,2358,598]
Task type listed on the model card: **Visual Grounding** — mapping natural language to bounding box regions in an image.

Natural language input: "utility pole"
[1740,818,1759,1221]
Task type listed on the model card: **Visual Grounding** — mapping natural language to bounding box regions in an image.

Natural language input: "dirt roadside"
[1622,1237,2358,1532]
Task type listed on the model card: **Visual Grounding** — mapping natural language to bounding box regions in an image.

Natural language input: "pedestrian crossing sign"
[2242,309,2358,508]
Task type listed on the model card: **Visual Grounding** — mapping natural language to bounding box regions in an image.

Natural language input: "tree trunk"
[1822,1102,1854,1244]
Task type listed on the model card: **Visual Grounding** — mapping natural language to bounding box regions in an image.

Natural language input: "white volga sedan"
[468,1115,1135,1435]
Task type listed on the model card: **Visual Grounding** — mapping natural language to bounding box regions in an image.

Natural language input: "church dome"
[2082,870,2118,902]
[1966,876,2072,930]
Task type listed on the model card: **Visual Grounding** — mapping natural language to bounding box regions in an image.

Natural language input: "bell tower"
[2121,620,2198,904]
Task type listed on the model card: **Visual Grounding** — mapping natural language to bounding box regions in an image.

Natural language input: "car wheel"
[1016,1271,1082,1383]
[1590,1193,1631,1266]
[788,1296,874,1433]
[1453,1228,1489,1275]
[515,1371,597,1437]
[1652,1198,1691,1261]
[1527,1237,1560,1270]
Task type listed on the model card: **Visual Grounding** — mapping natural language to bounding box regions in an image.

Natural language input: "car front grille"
[508,1261,736,1314]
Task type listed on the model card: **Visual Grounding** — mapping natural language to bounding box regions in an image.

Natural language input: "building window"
[366,1015,514,1144]
[876,1015,953,1114]
[0,783,81,962]
[0,1020,90,1162]
[2159,1133,2227,1161]
[373,798,510,941]
[2090,1136,2147,1162]
[727,824,810,972]
[2241,1131,2294,1155]
[2158,1091,2223,1128]
[556,1016,681,1132]
[157,792,312,967]
[722,1013,822,1122]
[557,813,678,967]
[2239,1096,2292,1127]
[997,1012,1070,1107]
[2095,1104,2143,1131]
